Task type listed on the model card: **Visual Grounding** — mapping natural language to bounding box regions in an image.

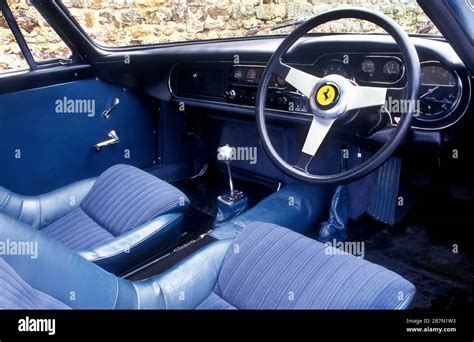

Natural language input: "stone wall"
[1,0,437,71]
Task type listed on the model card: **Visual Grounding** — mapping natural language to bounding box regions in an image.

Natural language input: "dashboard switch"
[227,89,237,100]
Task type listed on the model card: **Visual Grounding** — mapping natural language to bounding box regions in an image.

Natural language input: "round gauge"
[421,64,457,86]
[361,59,375,74]
[417,63,461,121]
[276,75,286,87]
[246,68,258,83]
[382,60,402,81]
[233,69,243,81]
[322,60,353,79]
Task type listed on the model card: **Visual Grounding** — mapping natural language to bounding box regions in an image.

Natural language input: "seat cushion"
[41,164,189,252]
[39,165,190,273]
[80,164,188,236]
[0,258,70,310]
[205,222,416,309]
[41,208,115,251]
[196,292,236,310]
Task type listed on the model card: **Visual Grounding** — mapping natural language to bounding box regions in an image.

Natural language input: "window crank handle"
[102,98,120,119]
[94,130,120,151]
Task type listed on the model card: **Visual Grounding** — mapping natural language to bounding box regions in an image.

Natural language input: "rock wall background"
[1,0,438,71]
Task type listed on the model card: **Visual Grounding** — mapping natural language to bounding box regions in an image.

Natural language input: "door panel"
[0,78,157,195]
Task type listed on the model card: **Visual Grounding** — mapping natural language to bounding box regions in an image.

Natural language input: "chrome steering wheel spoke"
[347,84,388,111]
[295,116,335,172]
[276,62,320,98]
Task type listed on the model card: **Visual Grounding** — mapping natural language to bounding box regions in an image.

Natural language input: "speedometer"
[417,63,461,121]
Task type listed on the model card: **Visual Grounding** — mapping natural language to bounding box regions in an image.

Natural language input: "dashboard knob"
[277,96,288,105]
[227,89,237,100]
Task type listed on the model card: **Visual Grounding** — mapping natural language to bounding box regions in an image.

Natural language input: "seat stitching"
[322,261,372,308]
[222,227,292,303]
[0,190,10,209]
[341,268,386,309]
[216,222,271,294]
[304,256,355,308]
[256,237,315,308]
[240,234,307,309]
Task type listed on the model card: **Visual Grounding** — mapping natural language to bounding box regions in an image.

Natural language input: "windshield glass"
[61,0,440,47]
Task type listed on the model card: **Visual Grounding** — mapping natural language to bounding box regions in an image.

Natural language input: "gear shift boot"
[214,191,248,228]
[218,190,246,206]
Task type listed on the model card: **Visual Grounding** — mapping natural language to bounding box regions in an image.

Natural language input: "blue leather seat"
[210,183,333,240]
[0,164,190,274]
[0,215,415,310]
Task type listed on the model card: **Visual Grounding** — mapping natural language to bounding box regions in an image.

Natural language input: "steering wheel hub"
[315,82,339,109]
[310,74,352,120]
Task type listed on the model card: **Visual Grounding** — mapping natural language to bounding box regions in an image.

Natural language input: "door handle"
[102,98,120,119]
[94,130,119,151]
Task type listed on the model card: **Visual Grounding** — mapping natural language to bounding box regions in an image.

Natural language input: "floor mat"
[349,217,474,310]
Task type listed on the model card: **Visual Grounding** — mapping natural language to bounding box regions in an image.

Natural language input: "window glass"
[61,0,440,47]
[0,11,29,73]
[8,0,72,62]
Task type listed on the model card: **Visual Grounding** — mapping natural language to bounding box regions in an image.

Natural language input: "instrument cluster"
[312,53,469,129]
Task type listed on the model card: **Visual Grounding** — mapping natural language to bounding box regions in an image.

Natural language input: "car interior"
[0,0,473,312]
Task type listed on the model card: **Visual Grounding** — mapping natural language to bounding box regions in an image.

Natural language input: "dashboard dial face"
[276,75,286,87]
[322,60,352,79]
[233,69,243,81]
[361,59,375,74]
[246,68,258,83]
[417,64,460,121]
[382,60,402,81]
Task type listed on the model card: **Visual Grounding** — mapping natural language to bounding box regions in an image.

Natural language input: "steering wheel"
[256,8,420,184]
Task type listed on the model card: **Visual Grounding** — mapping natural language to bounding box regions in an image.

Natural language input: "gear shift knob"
[217,144,233,162]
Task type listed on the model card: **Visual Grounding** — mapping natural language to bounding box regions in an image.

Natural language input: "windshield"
[61,0,440,47]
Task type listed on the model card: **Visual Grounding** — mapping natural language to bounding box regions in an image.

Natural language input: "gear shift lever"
[214,145,248,227]
[217,144,235,195]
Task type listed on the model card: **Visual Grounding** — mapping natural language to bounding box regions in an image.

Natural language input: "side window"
[0,11,29,73]
[8,1,72,62]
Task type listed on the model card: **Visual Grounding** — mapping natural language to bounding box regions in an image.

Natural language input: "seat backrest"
[212,222,415,309]
[0,178,95,229]
[80,164,189,236]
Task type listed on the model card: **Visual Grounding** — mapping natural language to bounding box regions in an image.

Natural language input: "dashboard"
[168,37,471,132]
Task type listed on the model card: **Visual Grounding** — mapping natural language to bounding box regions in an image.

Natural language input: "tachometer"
[417,63,461,121]
[322,60,353,80]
